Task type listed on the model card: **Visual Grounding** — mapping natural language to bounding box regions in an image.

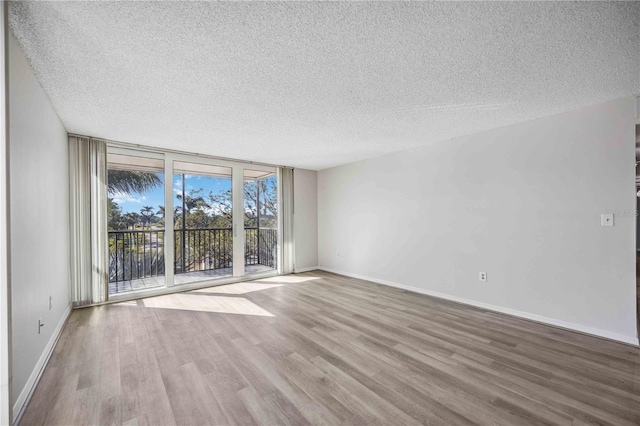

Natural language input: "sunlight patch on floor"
[141,293,274,316]
[112,300,138,307]
[252,275,321,284]
[190,282,283,295]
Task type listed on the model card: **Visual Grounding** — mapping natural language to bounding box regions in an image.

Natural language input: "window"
[104,146,280,298]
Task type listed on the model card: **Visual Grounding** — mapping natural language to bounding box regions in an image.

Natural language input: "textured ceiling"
[9,1,640,170]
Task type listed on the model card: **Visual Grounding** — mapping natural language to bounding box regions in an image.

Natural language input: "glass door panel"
[106,152,165,295]
[173,160,233,285]
[243,168,278,275]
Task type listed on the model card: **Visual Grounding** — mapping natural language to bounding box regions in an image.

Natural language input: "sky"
[111,173,231,215]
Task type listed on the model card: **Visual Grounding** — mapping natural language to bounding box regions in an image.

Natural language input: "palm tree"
[156,205,181,227]
[122,212,141,230]
[107,170,161,195]
[176,189,206,214]
[140,205,155,229]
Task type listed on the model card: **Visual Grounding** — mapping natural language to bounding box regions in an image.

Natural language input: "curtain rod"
[67,132,293,170]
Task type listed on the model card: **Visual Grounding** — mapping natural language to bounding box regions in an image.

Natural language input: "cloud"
[173,179,183,194]
[111,191,146,204]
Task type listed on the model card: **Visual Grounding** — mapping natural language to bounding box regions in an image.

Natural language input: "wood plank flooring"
[19,271,640,426]
[636,254,640,341]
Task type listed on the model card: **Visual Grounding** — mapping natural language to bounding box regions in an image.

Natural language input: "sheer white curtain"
[69,136,108,305]
[278,167,294,274]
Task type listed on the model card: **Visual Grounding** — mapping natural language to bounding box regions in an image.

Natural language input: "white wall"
[294,168,318,271]
[318,97,638,344]
[9,32,70,413]
[0,5,11,424]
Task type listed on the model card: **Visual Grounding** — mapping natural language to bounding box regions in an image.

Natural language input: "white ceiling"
[9,1,640,170]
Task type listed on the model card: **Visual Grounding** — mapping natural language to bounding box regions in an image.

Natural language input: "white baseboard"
[13,303,73,425]
[294,266,319,273]
[318,266,639,347]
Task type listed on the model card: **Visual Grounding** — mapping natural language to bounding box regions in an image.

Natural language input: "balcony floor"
[108,264,275,295]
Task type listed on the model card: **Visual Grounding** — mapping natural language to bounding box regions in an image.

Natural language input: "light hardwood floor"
[20,271,640,425]
[636,254,640,341]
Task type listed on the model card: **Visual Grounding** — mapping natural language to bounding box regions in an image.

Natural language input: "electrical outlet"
[336,251,341,258]
[601,213,614,227]
[479,272,487,282]
[49,296,52,310]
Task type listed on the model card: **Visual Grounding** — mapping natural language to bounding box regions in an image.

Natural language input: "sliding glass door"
[244,168,278,276]
[105,146,279,298]
[106,150,166,295]
[172,160,233,285]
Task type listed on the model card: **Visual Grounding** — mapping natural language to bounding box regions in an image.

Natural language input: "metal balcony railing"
[108,227,277,283]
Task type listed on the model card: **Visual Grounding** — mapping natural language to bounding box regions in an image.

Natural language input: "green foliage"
[108,174,278,275]
[140,205,156,229]
[107,170,161,230]
[107,198,124,230]
[123,212,141,229]
[206,178,278,229]
[107,170,162,195]
[176,188,206,213]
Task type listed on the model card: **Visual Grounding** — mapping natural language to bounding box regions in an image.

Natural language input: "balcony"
[108,227,277,295]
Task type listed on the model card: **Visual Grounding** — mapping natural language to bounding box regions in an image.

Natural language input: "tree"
[207,188,233,228]
[107,170,162,229]
[176,189,206,213]
[122,212,141,230]
[185,210,210,229]
[156,206,166,226]
[156,205,181,227]
[242,178,278,228]
[175,188,207,229]
[107,170,162,196]
[206,177,278,229]
[107,198,125,230]
[140,205,155,229]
